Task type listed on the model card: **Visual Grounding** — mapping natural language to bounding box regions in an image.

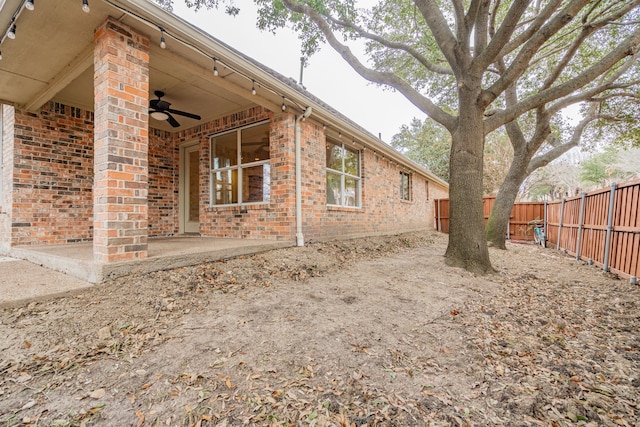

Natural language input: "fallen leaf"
[20,400,36,410]
[89,388,106,399]
[16,373,32,383]
[97,326,111,340]
[24,341,31,349]
[135,411,144,427]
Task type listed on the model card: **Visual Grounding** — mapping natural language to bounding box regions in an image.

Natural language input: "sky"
[172,3,425,143]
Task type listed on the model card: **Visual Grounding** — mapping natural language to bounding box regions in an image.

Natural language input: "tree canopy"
[163,0,640,273]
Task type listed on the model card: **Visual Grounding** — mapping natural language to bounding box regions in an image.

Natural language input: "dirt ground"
[1,231,638,427]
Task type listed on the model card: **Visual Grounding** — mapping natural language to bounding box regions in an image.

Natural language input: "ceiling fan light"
[26,0,35,11]
[150,111,169,120]
[82,0,90,13]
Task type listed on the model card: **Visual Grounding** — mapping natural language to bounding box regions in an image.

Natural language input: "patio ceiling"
[0,0,288,131]
[0,0,449,188]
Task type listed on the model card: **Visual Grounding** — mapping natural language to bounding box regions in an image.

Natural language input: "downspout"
[295,107,312,246]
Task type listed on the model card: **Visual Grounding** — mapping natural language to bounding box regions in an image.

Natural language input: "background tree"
[390,118,450,182]
[390,118,513,195]
[483,1,640,248]
[522,146,640,199]
[483,132,514,196]
[164,0,640,273]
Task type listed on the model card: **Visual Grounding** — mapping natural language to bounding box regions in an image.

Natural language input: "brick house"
[0,0,448,280]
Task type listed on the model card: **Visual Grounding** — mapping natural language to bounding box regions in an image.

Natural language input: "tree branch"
[321,14,453,75]
[483,0,592,104]
[546,51,640,115]
[451,0,466,42]
[414,0,463,73]
[526,110,603,173]
[472,0,490,57]
[280,0,457,131]
[498,0,564,58]
[542,0,640,90]
[473,0,531,73]
[485,27,640,132]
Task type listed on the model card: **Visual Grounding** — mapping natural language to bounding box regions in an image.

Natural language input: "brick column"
[93,18,149,262]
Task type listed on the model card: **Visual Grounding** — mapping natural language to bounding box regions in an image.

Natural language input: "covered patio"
[1,0,449,288]
[0,0,313,272]
[9,236,291,283]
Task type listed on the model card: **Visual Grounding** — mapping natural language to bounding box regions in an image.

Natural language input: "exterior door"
[181,142,200,234]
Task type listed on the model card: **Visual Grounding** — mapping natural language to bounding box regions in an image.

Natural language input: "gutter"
[118,0,448,191]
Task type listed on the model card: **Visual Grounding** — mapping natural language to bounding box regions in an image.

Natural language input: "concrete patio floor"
[1,237,292,307]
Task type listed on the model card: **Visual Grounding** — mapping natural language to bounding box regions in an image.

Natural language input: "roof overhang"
[0,0,448,188]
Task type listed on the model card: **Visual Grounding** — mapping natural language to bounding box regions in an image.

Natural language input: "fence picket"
[434,180,640,280]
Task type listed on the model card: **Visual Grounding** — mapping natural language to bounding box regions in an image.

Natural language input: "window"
[400,171,412,201]
[326,139,361,207]
[210,121,270,206]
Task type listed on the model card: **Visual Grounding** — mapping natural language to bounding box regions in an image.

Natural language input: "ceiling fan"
[149,90,201,128]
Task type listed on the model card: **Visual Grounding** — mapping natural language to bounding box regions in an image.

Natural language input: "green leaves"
[391,117,450,181]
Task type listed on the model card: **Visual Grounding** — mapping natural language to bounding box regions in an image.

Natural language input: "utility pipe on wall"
[294,107,312,247]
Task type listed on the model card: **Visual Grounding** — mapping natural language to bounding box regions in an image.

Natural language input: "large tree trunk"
[486,151,530,249]
[444,84,493,274]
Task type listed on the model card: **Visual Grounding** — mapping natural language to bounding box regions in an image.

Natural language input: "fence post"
[437,199,442,232]
[603,182,617,272]
[576,192,586,261]
[543,199,547,245]
[557,198,565,250]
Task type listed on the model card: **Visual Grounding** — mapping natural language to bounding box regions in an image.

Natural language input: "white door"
[181,143,200,234]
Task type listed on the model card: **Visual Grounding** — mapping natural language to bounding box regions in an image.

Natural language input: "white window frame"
[400,171,412,201]
[326,139,362,207]
[209,120,270,207]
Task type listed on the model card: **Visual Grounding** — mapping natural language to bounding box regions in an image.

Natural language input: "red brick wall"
[174,106,298,240]
[1,101,447,248]
[298,120,447,241]
[8,103,94,246]
[93,18,150,262]
[148,128,178,236]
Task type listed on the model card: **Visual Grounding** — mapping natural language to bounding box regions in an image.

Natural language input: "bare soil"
[1,231,638,427]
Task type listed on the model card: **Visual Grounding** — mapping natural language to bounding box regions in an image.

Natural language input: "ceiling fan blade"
[167,108,201,120]
[166,113,181,128]
[150,99,160,109]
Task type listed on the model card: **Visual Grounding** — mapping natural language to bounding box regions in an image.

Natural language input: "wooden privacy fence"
[435,180,640,280]
[547,180,640,280]
[434,196,545,241]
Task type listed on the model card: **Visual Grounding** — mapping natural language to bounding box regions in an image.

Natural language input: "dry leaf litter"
[0,231,638,426]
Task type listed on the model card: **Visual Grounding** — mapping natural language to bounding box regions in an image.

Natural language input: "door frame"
[179,140,201,234]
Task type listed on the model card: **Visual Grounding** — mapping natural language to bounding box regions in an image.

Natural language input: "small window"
[210,121,270,206]
[400,171,412,201]
[326,139,361,207]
